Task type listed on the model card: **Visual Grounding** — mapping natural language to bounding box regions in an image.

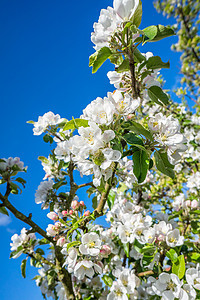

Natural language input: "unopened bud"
[84,210,90,217]
[56,236,65,247]
[80,201,85,207]
[100,245,111,258]
[47,212,59,221]
[62,210,68,216]
[191,200,198,209]
[71,200,80,210]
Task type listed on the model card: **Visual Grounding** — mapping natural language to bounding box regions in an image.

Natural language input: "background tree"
[154,0,200,106]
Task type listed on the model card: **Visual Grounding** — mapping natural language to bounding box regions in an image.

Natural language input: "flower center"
[88,241,95,248]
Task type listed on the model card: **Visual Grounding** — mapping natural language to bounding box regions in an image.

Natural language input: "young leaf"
[146,56,170,70]
[102,275,113,287]
[134,48,145,63]
[148,86,169,106]
[172,255,185,279]
[154,150,175,179]
[131,0,142,27]
[107,190,116,210]
[116,59,130,73]
[63,119,89,131]
[67,241,81,251]
[21,259,27,278]
[89,47,112,73]
[166,249,178,263]
[123,243,130,257]
[128,121,154,141]
[143,25,157,41]
[132,147,149,183]
[123,132,144,146]
[0,206,9,216]
[143,25,175,42]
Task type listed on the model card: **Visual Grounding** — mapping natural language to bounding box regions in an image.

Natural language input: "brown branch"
[137,270,154,277]
[0,184,75,300]
[77,182,94,189]
[95,162,118,216]
[55,247,75,300]
[0,190,52,242]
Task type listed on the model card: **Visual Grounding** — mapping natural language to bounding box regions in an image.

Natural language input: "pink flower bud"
[100,245,111,257]
[127,114,134,120]
[191,200,199,209]
[184,200,191,208]
[62,210,68,216]
[54,222,62,229]
[71,200,80,210]
[56,236,65,247]
[47,212,59,221]
[69,210,74,215]
[84,210,90,217]
[80,201,85,207]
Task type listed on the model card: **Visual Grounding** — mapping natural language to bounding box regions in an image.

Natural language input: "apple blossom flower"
[113,0,139,21]
[32,111,63,135]
[107,280,128,300]
[152,273,183,299]
[166,229,184,247]
[0,157,25,172]
[79,232,101,256]
[74,260,95,280]
[35,180,54,205]
[10,228,36,258]
[186,266,200,290]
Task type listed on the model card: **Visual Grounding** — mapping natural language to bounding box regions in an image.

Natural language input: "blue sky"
[0,0,181,299]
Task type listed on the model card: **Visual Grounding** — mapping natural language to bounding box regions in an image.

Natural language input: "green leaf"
[154,150,175,179]
[36,248,45,256]
[116,59,130,73]
[10,182,19,194]
[146,56,170,70]
[38,156,49,164]
[67,241,81,251]
[152,25,175,42]
[143,26,158,40]
[143,25,175,42]
[39,238,49,245]
[123,243,130,257]
[172,255,185,279]
[10,245,23,258]
[26,120,35,124]
[132,147,149,183]
[134,48,146,63]
[89,47,112,73]
[166,249,178,263]
[92,196,97,210]
[148,86,169,106]
[191,252,200,262]
[15,177,26,188]
[107,190,116,210]
[128,121,154,141]
[43,134,53,144]
[141,245,156,256]
[131,0,142,27]
[63,118,89,131]
[0,206,9,216]
[53,180,67,190]
[102,275,113,287]
[123,132,144,146]
[21,259,27,278]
